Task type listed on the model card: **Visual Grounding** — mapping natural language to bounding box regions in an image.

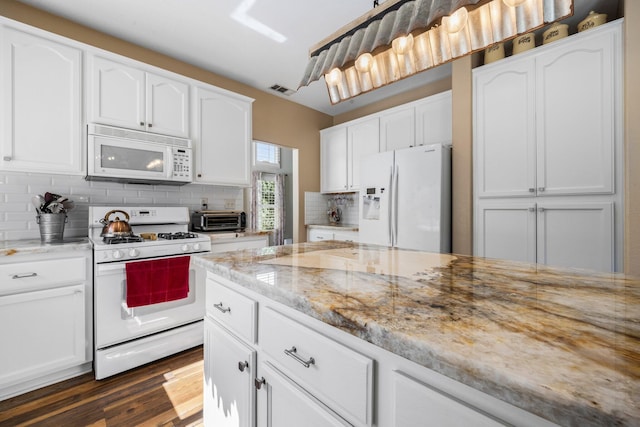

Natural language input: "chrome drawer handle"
[284,346,315,368]
[213,302,231,313]
[12,272,37,279]
[255,377,266,390]
[238,361,249,372]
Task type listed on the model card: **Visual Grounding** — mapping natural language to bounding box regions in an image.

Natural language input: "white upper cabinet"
[380,91,452,152]
[475,24,619,198]
[348,117,380,192]
[321,126,348,193]
[380,105,415,152]
[474,59,536,198]
[321,117,379,194]
[535,30,616,196]
[415,90,452,147]
[88,55,189,138]
[192,85,253,186]
[1,26,83,175]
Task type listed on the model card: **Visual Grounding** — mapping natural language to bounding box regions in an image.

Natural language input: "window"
[254,141,280,169]
[257,175,276,231]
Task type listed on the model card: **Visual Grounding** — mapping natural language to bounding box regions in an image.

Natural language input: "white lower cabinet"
[476,200,614,271]
[203,318,256,427]
[203,272,555,427]
[0,247,92,400]
[257,361,350,427]
[259,307,373,426]
[391,371,504,427]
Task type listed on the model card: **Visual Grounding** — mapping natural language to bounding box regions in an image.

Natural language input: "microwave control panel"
[172,148,192,179]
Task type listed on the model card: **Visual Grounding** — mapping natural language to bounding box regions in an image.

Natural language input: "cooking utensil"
[100,209,133,237]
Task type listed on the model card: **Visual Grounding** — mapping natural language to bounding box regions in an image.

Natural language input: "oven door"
[94,255,204,349]
[87,134,173,182]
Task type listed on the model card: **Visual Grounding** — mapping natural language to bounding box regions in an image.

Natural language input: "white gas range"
[88,206,211,379]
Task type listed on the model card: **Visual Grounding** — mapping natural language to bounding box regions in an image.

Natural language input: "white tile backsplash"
[0,171,243,241]
[304,192,359,226]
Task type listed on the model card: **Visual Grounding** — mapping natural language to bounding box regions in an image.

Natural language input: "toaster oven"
[191,211,246,232]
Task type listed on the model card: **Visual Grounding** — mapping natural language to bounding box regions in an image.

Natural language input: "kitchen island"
[193,241,639,426]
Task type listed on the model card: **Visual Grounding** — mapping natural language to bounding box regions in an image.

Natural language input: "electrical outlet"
[201,198,208,209]
[224,199,235,209]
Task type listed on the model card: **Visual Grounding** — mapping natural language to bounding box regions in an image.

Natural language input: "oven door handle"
[96,263,126,275]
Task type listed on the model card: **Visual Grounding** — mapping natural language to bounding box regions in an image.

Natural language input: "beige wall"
[624,2,639,276]
[0,0,333,244]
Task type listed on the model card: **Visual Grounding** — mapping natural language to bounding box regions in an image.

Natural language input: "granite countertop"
[306,223,359,231]
[193,241,640,427]
[0,238,92,258]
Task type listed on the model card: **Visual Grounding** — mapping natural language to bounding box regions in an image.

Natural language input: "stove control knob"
[181,244,191,252]
[193,243,201,251]
[129,248,140,257]
[112,250,123,260]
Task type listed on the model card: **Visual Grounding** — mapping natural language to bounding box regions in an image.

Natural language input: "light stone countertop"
[193,241,640,427]
[0,238,92,258]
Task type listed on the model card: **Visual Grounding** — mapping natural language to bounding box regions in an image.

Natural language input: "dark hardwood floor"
[0,347,204,427]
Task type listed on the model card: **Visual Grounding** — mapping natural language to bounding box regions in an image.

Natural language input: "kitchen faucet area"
[0,0,638,426]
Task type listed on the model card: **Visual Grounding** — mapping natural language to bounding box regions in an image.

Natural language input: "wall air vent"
[270,84,295,96]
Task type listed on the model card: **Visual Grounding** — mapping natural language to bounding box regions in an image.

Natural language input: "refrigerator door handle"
[388,165,394,246]
[393,164,399,247]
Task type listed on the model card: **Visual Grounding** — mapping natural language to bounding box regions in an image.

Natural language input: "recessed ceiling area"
[15,0,621,116]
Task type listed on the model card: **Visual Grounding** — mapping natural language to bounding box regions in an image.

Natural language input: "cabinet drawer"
[260,307,373,426]
[0,257,87,296]
[333,231,359,242]
[205,275,257,344]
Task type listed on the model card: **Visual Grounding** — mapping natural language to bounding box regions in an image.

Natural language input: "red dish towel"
[125,256,191,308]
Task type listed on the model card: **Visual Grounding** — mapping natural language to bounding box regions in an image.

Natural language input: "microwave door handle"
[166,147,174,179]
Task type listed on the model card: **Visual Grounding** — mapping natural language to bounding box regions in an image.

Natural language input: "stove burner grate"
[103,235,144,245]
[157,232,199,240]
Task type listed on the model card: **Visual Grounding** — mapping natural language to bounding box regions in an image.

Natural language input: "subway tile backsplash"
[0,171,243,241]
[304,192,359,226]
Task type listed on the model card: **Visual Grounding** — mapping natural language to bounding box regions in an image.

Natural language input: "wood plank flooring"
[0,347,204,427]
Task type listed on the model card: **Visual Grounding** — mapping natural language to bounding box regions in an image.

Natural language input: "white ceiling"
[16,0,452,116]
[16,0,618,116]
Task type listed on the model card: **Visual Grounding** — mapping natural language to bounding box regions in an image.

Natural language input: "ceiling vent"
[270,84,295,96]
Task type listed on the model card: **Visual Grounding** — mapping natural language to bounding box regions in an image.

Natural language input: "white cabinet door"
[535,29,616,196]
[0,284,86,389]
[88,55,145,131]
[146,73,190,138]
[193,86,252,186]
[415,90,452,146]
[1,27,83,175]
[257,362,350,427]
[474,59,536,198]
[348,117,379,191]
[537,202,614,272]
[392,371,505,427]
[320,126,348,193]
[380,106,415,152]
[475,200,537,264]
[89,56,190,138]
[204,318,256,427]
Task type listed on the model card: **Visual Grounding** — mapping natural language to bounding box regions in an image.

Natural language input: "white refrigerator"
[359,144,451,252]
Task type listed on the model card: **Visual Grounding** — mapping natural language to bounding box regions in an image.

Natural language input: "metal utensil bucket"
[37,213,67,243]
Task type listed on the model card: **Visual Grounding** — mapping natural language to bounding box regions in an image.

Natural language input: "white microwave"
[86,124,192,185]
